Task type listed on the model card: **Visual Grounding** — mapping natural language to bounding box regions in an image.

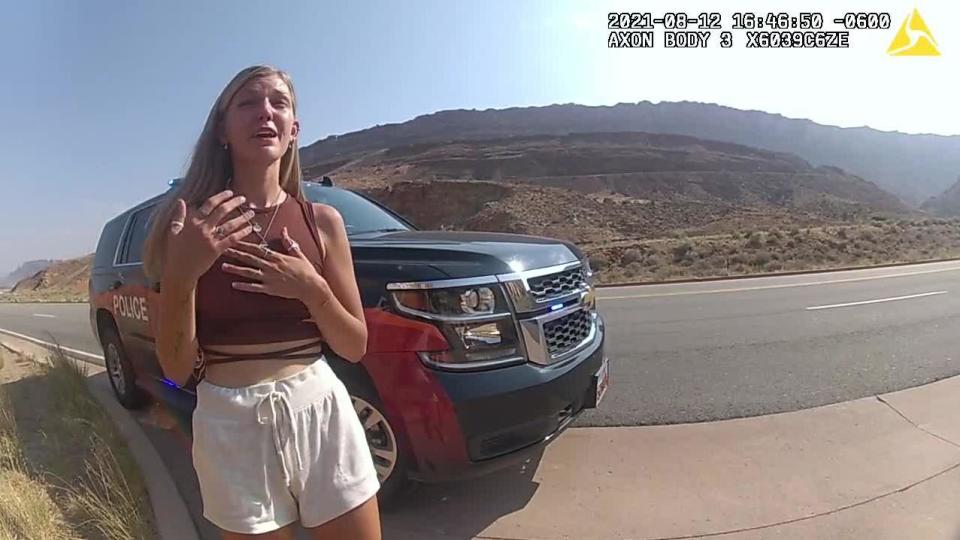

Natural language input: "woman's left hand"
[222,227,328,300]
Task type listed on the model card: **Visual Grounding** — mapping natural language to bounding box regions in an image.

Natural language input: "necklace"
[244,189,286,249]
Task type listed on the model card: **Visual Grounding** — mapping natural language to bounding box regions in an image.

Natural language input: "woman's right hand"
[165,190,255,282]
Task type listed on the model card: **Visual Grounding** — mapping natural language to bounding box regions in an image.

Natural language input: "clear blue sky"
[1,0,957,276]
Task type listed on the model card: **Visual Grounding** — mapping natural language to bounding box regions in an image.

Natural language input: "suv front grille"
[527,266,587,303]
[543,308,592,357]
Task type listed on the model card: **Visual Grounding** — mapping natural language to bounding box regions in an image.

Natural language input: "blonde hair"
[143,65,304,282]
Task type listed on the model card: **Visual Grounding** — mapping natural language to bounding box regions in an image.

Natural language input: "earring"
[223,142,229,151]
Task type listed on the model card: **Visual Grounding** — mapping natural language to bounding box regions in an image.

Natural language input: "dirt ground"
[0,344,42,384]
[0,343,157,539]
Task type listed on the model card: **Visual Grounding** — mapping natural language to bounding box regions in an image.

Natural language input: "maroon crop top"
[194,192,327,361]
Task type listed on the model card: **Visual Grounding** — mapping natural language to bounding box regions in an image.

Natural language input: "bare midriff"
[202,337,326,387]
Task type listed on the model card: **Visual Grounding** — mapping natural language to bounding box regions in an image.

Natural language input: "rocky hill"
[306,132,909,244]
[7,255,93,301]
[922,177,960,216]
[0,260,57,288]
[300,102,960,204]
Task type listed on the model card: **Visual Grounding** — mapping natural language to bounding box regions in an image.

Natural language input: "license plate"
[595,356,610,406]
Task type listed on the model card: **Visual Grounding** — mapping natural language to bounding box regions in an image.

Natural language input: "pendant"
[252,223,262,233]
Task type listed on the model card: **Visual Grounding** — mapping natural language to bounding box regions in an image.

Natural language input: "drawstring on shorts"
[255,391,304,486]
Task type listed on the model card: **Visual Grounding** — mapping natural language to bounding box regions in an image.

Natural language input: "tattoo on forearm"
[171,328,185,363]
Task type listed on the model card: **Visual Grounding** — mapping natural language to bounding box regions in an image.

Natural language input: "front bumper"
[410,313,606,481]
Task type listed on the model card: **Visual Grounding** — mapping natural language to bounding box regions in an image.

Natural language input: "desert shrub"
[751,251,772,267]
[644,253,664,267]
[729,253,747,265]
[621,248,643,265]
[690,259,713,273]
[672,242,694,263]
[588,252,612,271]
[746,233,763,249]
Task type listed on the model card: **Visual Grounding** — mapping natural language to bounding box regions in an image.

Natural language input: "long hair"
[142,65,303,282]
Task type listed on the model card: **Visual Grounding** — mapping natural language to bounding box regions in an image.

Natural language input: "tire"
[339,371,413,509]
[100,324,149,410]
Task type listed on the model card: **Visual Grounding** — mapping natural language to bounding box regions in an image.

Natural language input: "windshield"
[301,183,413,236]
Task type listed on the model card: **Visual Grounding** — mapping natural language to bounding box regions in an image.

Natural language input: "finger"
[170,199,187,235]
[224,247,267,268]
[215,210,255,237]
[197,190,235,217]
[233,240,267,252]
[282,227,304,258]
[232,281,268,294]
[218,225,254,249]
[206,195,248,225]
[220,262,264,280]
[234,240,281,262]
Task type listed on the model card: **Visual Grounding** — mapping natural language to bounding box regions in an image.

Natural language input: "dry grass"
[0,469,76,540]
[589,218,960,284]
[0,346,155,539]
[0,386,76,539]
[0,290,87,304]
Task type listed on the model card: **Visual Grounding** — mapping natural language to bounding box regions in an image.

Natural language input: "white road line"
[31,314,55,318]
[598,264,960,300]
[0,327,104,363]
[806,291,948,311]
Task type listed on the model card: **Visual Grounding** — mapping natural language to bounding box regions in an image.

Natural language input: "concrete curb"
[0,333,200,540]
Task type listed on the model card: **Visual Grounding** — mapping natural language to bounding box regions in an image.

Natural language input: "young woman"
[142,65,381,539]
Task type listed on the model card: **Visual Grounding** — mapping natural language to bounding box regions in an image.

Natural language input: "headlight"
[418,317,524,369]
[391,282,526,370]
[582,257,595,286]
[392,284,503,318]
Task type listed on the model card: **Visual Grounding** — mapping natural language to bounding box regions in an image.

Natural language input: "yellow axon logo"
[114,295,149,322]
[887,8,940,56]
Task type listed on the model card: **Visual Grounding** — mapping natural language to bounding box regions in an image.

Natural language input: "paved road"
[3,260,960,426]
[0,302,101,358]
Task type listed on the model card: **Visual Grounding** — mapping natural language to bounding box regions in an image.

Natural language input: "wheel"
[100,324,149,409]
[341,373,413,508]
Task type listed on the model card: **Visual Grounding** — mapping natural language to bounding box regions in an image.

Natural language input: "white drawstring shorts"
[191,357,380,534]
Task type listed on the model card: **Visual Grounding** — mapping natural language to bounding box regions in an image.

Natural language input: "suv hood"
[349,230,584,279]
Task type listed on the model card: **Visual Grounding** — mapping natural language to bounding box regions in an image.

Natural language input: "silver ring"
[288,241,300,252]
[213,226,224,238]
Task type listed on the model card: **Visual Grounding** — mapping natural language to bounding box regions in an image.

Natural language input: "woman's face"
[221,74,300,166]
